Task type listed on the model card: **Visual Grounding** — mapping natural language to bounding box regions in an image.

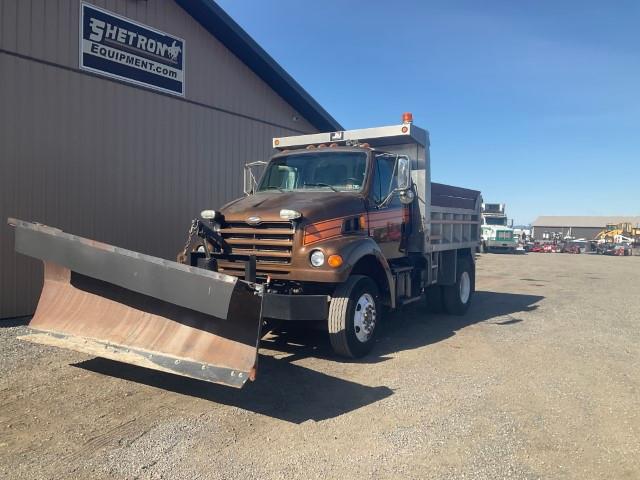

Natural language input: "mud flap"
[10,219,263,388]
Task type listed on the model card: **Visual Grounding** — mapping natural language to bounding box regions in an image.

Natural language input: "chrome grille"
[215,221,294,277]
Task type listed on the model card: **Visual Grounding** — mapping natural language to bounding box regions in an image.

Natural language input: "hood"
[220,191,366,224]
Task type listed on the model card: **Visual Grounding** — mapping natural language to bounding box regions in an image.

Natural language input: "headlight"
[201,209,217,220]
[280,209,302,220]
[310,250,325,267]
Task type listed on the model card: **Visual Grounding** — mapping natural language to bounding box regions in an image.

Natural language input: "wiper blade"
[303,182,339,192]
[263,186,284,192]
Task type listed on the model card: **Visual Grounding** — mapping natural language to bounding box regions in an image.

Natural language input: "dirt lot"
[1,253,639,480]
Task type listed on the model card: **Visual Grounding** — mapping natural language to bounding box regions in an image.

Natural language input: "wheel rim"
[459,271,471,304]
[353,293,376,343]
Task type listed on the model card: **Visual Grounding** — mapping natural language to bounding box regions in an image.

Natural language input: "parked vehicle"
[10,114,482,388]
[480,203,517,253]
[598,242,633,256]
[561,240,588,254]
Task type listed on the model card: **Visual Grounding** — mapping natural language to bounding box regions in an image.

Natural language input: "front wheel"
[328,275,381,358]
[443,257,475,315]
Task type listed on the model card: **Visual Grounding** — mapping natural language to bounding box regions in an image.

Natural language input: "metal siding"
[0,0,321,318]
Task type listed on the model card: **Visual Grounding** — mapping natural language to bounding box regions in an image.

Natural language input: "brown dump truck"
[10,114,482,388]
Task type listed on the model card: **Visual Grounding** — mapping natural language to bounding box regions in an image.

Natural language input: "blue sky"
[217,1,639,224]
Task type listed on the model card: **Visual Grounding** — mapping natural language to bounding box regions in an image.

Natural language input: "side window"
[373,155,398,206]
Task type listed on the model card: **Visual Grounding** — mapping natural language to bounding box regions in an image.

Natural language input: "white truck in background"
[480,203,517,253]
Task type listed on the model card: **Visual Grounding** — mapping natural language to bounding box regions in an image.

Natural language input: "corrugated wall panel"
[0,0,324,318]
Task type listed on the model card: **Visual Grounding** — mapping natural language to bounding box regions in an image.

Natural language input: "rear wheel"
[443,257,474,315]
[328,275,380,358]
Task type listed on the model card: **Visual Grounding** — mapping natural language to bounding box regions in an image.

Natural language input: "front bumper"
[262,293,329,321]
[486,241,516,249]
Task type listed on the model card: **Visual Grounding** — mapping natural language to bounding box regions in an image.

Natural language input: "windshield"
[258,151,367,192]
[484,216,508,226]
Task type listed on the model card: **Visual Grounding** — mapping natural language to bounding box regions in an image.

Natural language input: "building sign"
[80,3,185,96]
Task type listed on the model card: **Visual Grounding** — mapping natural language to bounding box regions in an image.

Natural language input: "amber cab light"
[402,112,413,123]
[327,254,343,268]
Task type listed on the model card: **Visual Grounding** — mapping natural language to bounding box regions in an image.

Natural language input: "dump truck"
[10,114,482,388]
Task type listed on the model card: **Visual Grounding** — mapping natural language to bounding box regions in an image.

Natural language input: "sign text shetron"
[80,3,185,96]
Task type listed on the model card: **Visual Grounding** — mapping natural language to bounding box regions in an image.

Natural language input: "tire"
[328,275,381,358]
[424,285,444,313]
[443,257,475,315]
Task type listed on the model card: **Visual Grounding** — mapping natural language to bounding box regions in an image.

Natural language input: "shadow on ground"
[74,355,393,424]
[263,290,543,363]
[73,290,541,423]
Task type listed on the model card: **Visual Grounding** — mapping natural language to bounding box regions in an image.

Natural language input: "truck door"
[368,154,405,259]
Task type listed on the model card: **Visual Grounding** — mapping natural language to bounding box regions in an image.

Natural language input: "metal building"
[0,0,341,318]
[531,216,640,241]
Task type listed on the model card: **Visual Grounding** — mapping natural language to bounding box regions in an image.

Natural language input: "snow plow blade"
[10,219,263,388]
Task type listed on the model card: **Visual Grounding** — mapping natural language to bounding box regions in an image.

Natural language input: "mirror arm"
[378,187,401,209]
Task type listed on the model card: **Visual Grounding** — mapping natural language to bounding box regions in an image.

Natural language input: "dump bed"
[431,183,482,210]
[428,183,482,252]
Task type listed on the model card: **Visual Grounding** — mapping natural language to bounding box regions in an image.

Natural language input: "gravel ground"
[1,253,639,479]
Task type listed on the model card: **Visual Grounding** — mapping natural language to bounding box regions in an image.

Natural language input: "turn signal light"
[327,254,343,268]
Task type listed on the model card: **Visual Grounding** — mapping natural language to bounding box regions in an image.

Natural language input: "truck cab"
[210,145,407,283]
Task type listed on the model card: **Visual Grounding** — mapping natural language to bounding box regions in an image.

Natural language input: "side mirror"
[397,156,411,191]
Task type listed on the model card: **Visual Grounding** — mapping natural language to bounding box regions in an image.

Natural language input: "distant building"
[531,216,640,241]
